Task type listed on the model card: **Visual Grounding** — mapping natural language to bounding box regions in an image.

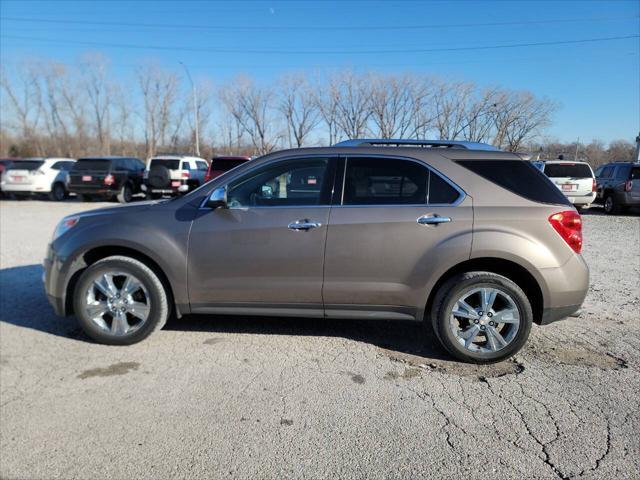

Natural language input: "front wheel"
[73,256,169,345]
[430,272,533,364]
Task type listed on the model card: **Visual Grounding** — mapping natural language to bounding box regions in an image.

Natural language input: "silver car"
[43,140,589,363]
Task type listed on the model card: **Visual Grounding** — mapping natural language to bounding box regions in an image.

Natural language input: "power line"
[1,33,638,55]
[1,14,638,32]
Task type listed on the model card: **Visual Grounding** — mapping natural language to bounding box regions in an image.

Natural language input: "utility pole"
[574,137,580,161]
[179,62,200,157]
[635,132,640,162]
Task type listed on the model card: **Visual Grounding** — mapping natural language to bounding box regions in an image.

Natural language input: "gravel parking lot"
[1,200,639,479]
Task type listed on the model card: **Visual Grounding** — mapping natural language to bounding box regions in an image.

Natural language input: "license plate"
[82,175,92,182]
[12,176,24,182]
[562,184,576,191]
[171,181,181,187]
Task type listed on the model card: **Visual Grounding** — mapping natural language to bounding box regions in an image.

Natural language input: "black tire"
[73,256,169,345]
[603,195,621,214]
[429,272,533,364]
[49,182,66,201]
[117,183,133,203]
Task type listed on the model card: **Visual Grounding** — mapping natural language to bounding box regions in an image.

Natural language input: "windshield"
[544,163,592,178]
[8,160,44,171]
[150,159,181,170]
[72,159,112,171]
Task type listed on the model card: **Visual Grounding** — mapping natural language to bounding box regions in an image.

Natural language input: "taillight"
[624,180,633,192]
[181,171,190,178]
[204,173,211,183]
[548,210,583,254]
[592,178,597,192]
[104,174,115,186]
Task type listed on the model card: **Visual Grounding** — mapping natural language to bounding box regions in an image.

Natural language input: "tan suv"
[44,139,589,363]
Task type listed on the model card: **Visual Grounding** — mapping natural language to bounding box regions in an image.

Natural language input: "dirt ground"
[1,200,639,479]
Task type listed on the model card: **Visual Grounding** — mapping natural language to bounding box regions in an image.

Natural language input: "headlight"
[52,216,80,241]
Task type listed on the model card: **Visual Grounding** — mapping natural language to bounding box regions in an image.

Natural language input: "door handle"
[288,219,322,231]
[417,214,451,226]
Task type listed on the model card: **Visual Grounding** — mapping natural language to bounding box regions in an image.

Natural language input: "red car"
[204,156,251,182]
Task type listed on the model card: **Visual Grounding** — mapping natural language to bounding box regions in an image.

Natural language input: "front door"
[188,157,335,316]
[322,156,473,320]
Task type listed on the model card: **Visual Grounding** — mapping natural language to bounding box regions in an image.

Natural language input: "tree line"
[0,55,634,165]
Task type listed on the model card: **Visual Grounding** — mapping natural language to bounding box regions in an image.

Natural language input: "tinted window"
[51,161,66,170]
[344,157,428,205]
[429,172,460,204]
[600,166,614,178]
[213,159,248,171]
[182,161,192,171]
[543,163,592,178]
[228,158,330,207]
[457,160,571,206]
[150,159,180,170]
[130,158,145,170]
[8,160,44,171]
[631,167,640,180]
[72,159,111,171]
[615,165,631,180]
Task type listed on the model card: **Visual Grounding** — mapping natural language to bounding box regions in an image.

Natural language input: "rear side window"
[182,161,192,171]
[196,161,208,171]
[615,165,631,180]
[344,157,428,205]
[150,159,180,170]
[72,160,111,171]
[213,159,247,171]
[8,160,44,171]
[631,167,640,180]
[130,158,145,170]
[457,160,571,206]
[544,163,592,178]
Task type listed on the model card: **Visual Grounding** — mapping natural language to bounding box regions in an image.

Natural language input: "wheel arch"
[65,245,178,318]
[424,257,544,325]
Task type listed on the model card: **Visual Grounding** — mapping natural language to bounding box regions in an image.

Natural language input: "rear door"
[187,156,337,315]
[322,156,473,320]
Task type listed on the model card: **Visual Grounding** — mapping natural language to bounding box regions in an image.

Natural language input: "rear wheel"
[73,256,169,345]
[603,195,620,214]
[430,272,533,364]
[117,183,133,203]
[49,182,66,201]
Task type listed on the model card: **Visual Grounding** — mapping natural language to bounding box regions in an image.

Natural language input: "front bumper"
[540,304,582,325]
[43,244,68,316]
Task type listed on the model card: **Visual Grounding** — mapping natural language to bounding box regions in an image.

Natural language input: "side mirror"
[206,186,228,209]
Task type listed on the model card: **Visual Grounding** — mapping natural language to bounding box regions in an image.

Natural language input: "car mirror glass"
[207,186,228,209]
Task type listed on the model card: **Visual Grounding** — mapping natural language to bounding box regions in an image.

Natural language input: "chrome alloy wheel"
[449,287,520,353]
[84,271,150,336]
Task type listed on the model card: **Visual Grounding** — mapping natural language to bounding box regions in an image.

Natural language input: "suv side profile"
[68,157,146,203]
[143,155,209,198]
[0,158,76,201]
[44,140,588,364]
[595,161,640,214]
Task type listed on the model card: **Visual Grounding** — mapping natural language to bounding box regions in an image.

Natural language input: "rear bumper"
[69,185,117,195]
[142,183,189,194]
[0,182,52,193]
[536,253,589,325]
[565,192,596,205]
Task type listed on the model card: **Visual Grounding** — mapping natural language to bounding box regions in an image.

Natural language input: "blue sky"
[1,0,638,143]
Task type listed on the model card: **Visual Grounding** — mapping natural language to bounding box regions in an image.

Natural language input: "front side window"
[227,158,330,208]
[343,157,428,205]
[196,161,208,171]
[601,166,613,178]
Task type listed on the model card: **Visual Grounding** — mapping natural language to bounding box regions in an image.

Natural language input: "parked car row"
[0,155,253,203]
[532,159,639,214]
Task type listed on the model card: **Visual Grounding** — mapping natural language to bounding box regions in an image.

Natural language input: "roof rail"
[333,138,501,151]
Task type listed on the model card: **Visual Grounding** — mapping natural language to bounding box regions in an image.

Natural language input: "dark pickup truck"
[69,157,146,203]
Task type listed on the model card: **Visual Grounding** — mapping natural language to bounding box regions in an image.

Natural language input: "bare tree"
[313,78,340,146]
[137,63,180,157]
[369,74,420,138]
[220,76,279,155]
[332,72,372,140]
[278,74,320,147]
[81,54,112,155]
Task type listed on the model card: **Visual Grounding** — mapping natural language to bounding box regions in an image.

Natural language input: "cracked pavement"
[1,200,639,479]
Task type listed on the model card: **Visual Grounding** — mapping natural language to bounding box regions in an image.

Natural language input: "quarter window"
[228,158,330,207]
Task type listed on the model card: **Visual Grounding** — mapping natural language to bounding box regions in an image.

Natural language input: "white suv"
[0,158,76,201]
[142,155,209,198]
[542,161,596,210]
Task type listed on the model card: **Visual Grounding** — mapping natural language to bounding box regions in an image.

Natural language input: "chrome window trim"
[338,153,466,208]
